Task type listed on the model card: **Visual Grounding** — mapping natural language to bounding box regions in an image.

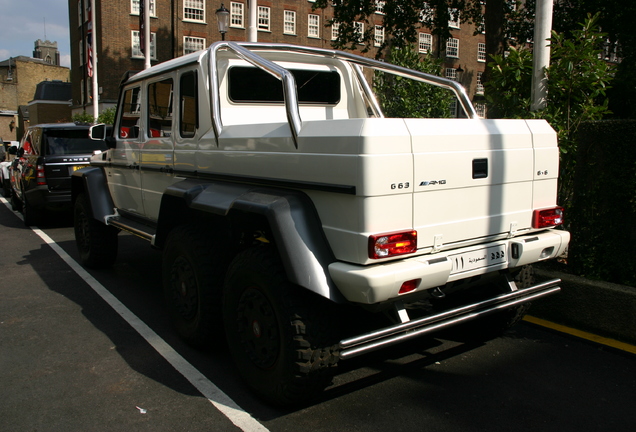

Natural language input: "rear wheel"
[162,225,229,347]
[74,193,118,268]
[223,246,339,406]
[22,193,41,226]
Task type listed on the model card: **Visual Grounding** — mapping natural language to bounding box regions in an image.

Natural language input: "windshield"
[45,129,108,155]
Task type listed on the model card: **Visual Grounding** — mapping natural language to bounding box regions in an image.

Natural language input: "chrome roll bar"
[207,41,478,147]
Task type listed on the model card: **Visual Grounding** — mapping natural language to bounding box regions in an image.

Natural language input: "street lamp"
[216,4,230,41]
[455,65,464,83]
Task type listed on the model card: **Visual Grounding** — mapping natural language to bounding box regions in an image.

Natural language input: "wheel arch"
[71,167,115,223]
[156,179,344,303]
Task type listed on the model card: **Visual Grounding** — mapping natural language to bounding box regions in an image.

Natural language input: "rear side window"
[180,71,198,138]
[44,129,108,155]
[147,78,174,138]
[228,67,340,104]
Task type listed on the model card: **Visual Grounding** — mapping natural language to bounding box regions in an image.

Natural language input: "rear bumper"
[329,229,570,304]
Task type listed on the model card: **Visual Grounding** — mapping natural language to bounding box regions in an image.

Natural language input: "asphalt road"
[1,197,635,432]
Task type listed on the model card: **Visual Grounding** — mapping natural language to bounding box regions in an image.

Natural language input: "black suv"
[10,123,108,225]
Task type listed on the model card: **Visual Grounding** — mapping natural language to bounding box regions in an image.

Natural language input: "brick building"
[0,56,70,140]
[69,0,486,117]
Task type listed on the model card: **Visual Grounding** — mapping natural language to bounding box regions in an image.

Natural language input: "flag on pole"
[86,2,93,77]
[139,0,145,53]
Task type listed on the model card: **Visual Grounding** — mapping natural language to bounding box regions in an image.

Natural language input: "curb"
[531,268,636,345]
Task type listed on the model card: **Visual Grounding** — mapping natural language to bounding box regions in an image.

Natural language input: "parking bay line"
[29,223,269,432]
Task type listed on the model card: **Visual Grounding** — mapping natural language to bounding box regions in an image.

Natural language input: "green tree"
[373,46,454,118]
[485,13,615,209]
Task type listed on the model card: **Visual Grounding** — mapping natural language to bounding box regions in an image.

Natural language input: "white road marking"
[1,197,268,432]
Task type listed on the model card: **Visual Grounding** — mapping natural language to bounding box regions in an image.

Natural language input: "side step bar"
[107,216,156,242]
[338,279,561,360]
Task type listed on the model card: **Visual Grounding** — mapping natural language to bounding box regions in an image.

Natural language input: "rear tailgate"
[44,156,91,192]
[406,119,556,252]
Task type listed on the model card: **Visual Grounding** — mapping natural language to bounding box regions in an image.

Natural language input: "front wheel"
[223,246,339,406]
[74,193,118,268]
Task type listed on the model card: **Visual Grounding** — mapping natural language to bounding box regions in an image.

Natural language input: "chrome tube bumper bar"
[338,279,561,360]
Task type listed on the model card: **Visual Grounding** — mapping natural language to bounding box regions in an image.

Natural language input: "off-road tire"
[162,225,229,348]
[22,193,41,226]
[74,193,119,268]
[223,246,339,407]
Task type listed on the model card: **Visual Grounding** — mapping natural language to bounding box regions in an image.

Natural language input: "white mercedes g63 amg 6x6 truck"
[74,42,569,405]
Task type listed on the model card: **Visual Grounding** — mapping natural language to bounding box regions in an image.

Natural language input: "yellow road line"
[524,315,636,355]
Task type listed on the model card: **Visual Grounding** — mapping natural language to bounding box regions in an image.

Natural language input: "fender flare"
[157,179,344,302]
[71,167,115,223]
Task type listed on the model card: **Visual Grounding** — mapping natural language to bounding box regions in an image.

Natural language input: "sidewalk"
[531,267,636,345]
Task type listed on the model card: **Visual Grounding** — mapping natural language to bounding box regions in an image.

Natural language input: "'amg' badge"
[420,180,447,186]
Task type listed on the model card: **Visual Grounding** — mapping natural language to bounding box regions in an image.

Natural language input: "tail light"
[36,165,46,186]
[532,206,564,228]
[369,230,417,259]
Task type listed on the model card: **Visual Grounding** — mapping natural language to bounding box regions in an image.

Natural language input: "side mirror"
[16,148,25,158]
[89,123,108,140]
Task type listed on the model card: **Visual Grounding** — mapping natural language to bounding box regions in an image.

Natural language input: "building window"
[446,38,459,58]
[284,10,296,35]
[354,22,364,44]
[132,30,156,59]
[79,39,84,65]
[258,6,270,31]
[184,0,205,22]
[308,14,319,38]
[418,33,432,54]
[131,0,156,17]
[375,0,385,14]
[374,26,384,47]
[445,68,457,81]
[331,22,340,40]
[476,71,484,95]
[230,2,244,27]
[448,8,460,29]
[184,36,205,55]
[478,43,486,62]
[77,0,82,26]
[475,102,486,118]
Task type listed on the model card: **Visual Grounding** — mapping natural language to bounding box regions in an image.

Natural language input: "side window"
[147,79,173,138]
[180,71,198,138]
[119,87,141,139]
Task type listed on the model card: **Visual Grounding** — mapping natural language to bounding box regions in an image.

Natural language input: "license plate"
[72,165,85,172]
[449,245,507,274]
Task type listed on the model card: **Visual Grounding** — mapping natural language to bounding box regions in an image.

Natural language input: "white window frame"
[375,0,385,14]
[478,43,486,62]
[258,6,270,31]
[448,8,460,29]
[418,33,432,54]
[131,0,157,17]
[183,36,205,55]
[354,22,364,44]
[230,2,244,28]
[331,22,340,41]
[184,0,205,23]
[374,26,384,47]
[132,30,156,59]
[79,39,84,65]
[284,10,296,35]
[445,68,457,81]
[476,71,484,95]
[475,102,486,118]
[446,38,459,58]
[308,14,320,38]
[78,0,82,26]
